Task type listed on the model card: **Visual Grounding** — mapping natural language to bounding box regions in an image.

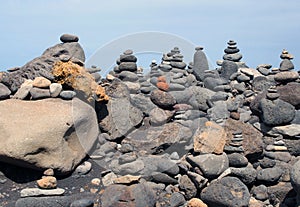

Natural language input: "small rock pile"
[0,35,300,207]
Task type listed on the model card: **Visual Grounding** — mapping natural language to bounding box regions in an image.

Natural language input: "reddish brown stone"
[157,81,169,91]
[230,112,240,120]
[150,89,176,109]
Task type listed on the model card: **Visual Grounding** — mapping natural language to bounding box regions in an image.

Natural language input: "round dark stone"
[227,153,248,167]
[224,48,240,54]
[170,192,186,207]
[201,176,250,207]
[251,185,268,201]
[118,62,137,72]
[117,71,138,82]
[60,34,79,43]
[120,54,137,63]
[257,167,283,184]
[259,157,276,168]
[170,61,187,69]
[158,64,172,72]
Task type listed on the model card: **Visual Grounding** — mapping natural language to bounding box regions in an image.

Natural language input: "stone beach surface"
[0,34,300,207]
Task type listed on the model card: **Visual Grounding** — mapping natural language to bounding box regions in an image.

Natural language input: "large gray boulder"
[0,97,98,174]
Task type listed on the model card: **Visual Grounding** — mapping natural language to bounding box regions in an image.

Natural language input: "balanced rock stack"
[280,49,294,71]
[20,169,65,198]
[113,50,140,93]
[1,35,300,207]
[114,49,138,73]
[274,50,299,84]
[218,40,246,82]
[223,40,243,62]
[158,47,187,73]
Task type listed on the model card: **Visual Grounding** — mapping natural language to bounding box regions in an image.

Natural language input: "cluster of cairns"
[0,35,300,207]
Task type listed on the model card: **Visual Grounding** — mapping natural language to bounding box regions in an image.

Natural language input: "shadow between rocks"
[0,161,42,183]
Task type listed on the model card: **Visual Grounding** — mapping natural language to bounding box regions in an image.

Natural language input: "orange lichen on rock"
[52,61,109,102]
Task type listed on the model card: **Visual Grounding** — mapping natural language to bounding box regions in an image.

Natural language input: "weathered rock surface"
[201,176,250,207]
[101,183,156,207]
[224,119,264,159]
[193,121,226,154]
[186,153,229,179]
[98,97,143,140]
[122,122,193,154]
[0,98,98,174]
[259,98,295,126]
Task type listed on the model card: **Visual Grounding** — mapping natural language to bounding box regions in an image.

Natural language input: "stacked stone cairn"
[0,36,300,207]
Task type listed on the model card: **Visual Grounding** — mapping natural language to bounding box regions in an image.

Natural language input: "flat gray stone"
[20,188,65,197]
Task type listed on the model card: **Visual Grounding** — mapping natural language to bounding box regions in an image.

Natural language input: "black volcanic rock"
[60,34,79,43]
[220,60,238,80]
[259,98,295,126]
[192,46,209,81]
[201,177,250,207]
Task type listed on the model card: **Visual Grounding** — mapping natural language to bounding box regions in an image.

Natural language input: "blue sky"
[0,0,300,71]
